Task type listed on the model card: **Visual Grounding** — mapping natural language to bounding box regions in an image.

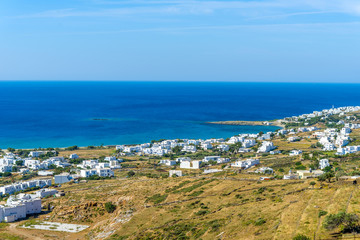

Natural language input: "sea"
[0,81,359,149]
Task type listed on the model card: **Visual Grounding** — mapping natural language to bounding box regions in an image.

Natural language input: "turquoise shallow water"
[0,81,359,149]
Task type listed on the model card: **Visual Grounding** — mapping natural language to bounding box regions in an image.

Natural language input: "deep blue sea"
[0,81,360,149]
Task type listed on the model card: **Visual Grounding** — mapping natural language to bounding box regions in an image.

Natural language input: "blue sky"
[1,0,360,82]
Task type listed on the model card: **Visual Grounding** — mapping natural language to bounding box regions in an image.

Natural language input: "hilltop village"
[2,106,360,240]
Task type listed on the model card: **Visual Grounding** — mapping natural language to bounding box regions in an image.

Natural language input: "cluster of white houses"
[337,145,360,155]
[0,153,70,173]
[160,156,230,169]
[116,133,276,157]
[0,179,52,196]
[0,150,122,180]
[314,127,352,151]
[285,106,360,123]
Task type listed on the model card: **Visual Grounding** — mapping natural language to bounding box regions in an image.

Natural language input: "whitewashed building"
[180,160,202,169]
[231,159,260,169]
[0,194,41,222]
[169,170,182,177]
[79,168,114,178]
[289,150,303,156]
[257,141,275,153]
[319,159,330,169]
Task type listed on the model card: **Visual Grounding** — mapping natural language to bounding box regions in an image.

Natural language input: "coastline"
[207,119,285,128]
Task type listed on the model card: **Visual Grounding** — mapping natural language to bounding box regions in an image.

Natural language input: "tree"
[171,146,182,155]
[309,181,316,188]
[15,160,23,166]
[323,212,359,233]
[11,166,18,172]
[323,166,332,172]
[105,202,116,213]
[335,171,346,181]
[7,147,15,152]
[65,145,78,151]
[319,172,334,183]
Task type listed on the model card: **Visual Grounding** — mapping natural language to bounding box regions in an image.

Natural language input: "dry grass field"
[1,169,360,240]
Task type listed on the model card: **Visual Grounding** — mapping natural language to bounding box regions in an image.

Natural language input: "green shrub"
[293,234,311,240]
[146,194,168,204]
[319,210,328,218]
[127,171,135,177]
[195,210,210,216]
[254,218,266,226]
[105,202,116,213]
[323,211,359,232]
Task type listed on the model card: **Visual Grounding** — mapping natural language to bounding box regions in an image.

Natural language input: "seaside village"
[2,106,360,239]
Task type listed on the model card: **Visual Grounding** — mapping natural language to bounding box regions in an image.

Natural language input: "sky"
[0,0,360,82]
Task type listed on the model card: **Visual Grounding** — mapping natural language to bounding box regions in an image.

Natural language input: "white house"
[217,144,230,152]
[159,160,177,166]
[323,143,336,151]
[79,168,114,178]
[257,141,275,153]
[109,160,122,169]
[35,188,58,198]
[77,160,98,169]
[104,156,117,161]
[176,157,191,163]
[255,167,274,174]
[169,170,182,177]
[319,159,330,169]
[297,169,324,179]
[69,154,79,159]
[341,127,351,135]
[283,170,299,180]
[231,159,259,169]
[289,150,303,156]
[54,173,72,184]
[116,145,125,151]
[182,145,197,153]
[0,194,41,222]
[123,146,141,153]
[0,165,12,173]
[242,139,256,148]
[201,143,213,150]
[28,151,44,158]
[180,160,202,169]
[203,169,223,174]
[335,137,349,147]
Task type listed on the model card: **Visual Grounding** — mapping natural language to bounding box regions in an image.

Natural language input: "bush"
[127,171,135,177]
[254,218,266,226]
[65,145,78,151]
[195,210,210,216]
[105,202,116,213]
[319,210,328,218]
[323,211,359,232]
[146,194,168,204]
[293,234,311,240]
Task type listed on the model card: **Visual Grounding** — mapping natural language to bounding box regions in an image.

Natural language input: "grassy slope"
[6,170,359,240]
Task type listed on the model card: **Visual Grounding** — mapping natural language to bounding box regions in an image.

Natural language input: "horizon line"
[0,80,360,84]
